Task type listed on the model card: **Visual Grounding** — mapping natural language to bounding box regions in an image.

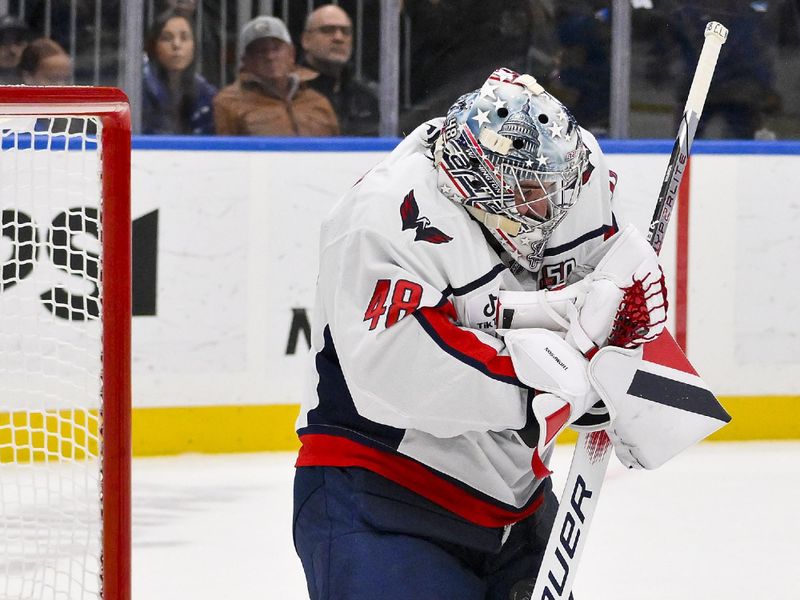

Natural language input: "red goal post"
[0,87,131,600]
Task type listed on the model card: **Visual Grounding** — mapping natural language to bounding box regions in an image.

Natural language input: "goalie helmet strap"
[465,205,522,236]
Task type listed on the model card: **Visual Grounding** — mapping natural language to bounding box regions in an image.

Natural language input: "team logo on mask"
[400,189,453,244]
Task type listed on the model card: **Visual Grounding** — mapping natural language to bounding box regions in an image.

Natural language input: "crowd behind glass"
[1,0,798,140]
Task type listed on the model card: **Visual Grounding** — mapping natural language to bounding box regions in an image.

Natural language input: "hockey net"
[0,88,131,600]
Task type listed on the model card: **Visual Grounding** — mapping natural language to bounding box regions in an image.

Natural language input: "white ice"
[132,441,800,600]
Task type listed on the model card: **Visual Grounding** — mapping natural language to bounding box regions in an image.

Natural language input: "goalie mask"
[435,68,589,272]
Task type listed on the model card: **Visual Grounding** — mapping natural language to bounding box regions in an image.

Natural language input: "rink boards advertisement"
[4,137,798,453]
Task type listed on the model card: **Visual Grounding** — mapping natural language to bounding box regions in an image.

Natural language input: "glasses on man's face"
[309,24,353,36]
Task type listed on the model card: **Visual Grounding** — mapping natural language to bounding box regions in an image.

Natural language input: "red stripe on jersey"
[417,303,518,379]
[642,329,698,376]
[531,448,553,479]
[296,433,545,528]
[603,224,618,241]
[543,402,571,445]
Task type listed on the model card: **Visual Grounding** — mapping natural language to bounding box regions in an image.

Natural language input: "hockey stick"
[526,22,728,600]
[648,21,728,254]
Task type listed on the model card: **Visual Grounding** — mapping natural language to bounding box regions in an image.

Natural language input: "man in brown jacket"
[214,16,339,136]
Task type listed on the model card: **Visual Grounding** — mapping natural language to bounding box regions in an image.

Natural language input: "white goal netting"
[0,116,105,599]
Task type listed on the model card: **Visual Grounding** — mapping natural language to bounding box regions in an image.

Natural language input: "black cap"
[0,15,31,41]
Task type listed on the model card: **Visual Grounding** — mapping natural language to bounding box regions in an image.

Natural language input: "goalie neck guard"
[435,68,589,272]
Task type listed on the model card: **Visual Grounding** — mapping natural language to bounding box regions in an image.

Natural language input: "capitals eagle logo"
[400,189,453,244]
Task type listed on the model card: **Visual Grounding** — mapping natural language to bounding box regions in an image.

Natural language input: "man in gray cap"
[214,15,339,136]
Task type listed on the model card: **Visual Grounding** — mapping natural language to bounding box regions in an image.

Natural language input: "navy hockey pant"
[293,466,562,600]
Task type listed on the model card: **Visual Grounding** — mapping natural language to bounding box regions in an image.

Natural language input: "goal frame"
[0,86,131,600]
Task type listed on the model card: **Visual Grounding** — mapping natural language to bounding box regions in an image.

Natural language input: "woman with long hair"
[143,10,216,135]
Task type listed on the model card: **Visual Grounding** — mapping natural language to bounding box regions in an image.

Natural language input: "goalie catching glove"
[497,224,668,356]
[498,225,668,438]
[571,224,668,352]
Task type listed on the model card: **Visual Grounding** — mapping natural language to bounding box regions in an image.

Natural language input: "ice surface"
[132,442,800,600]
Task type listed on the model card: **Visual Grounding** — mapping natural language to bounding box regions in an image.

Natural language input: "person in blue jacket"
[142,9,217,135]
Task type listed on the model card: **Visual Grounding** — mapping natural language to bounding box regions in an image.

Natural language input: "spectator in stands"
[159,0,230,88]
[0,15,33,84]
[143,10,217,135]
[26,1,100,80]
[214,16,339,136]
[18,37,72,85]
[166,0,197,12]
[18,37,74,133]
[297,3,379,136]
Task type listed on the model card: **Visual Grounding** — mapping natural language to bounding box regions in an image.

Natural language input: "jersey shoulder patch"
[400,189,453,244]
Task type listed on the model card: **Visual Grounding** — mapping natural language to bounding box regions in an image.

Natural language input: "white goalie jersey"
[295,120,620,527]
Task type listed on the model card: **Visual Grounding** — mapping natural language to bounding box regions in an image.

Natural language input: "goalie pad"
[587,332,731,469]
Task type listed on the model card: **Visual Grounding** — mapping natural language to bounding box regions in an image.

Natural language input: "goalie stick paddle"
[526,21,728,600]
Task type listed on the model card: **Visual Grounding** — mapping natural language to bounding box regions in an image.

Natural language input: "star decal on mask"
[547,122,563,139]
[536,154,549,167]
[556,108,567,122]
[492,98,507,111]
[472,109,491,127]
[480,83,498,100]
[525,159,534,168]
